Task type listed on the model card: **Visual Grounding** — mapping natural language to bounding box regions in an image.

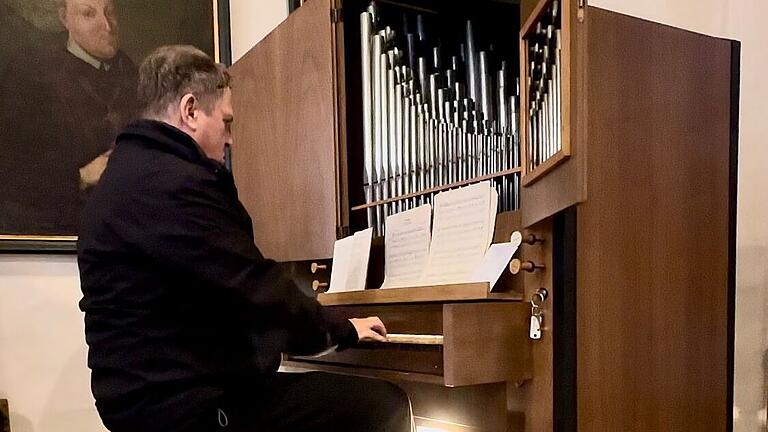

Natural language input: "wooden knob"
[509,259,543,275]
[312,280,329,292]
[510,231,523,247]
[310,262,328,274]
[523,234,545,245]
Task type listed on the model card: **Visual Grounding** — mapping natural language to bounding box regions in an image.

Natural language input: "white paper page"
[381,204,433,289]
[346,228,373,291]
[487,186,499,248]
[469,242,520,291]
[420,181,493,285]
[328,235,355,293]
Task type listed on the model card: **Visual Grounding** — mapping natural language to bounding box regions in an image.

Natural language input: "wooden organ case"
[229,0,739,430]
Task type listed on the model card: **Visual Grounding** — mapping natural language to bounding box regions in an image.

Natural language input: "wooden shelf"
[317,282,523,306]
[351,167,521,211]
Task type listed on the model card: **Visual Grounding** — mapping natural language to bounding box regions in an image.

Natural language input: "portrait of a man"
[0,0,223,241]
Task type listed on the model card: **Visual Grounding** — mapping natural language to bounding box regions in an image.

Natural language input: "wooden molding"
[317,283,523,306]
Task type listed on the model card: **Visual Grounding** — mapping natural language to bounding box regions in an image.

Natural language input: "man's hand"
[349,316,388,343]
[79,150,113,190]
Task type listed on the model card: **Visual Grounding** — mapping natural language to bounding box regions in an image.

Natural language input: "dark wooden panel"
[0,399,8,432]
[229,0,338,261]
[518,219,554,432]
[552,209,577,431]
[577,8,733,431]
[725,40,739,429]
[281,359,445,385]
[327,303,445,335]
[493,211,523,244]
[300,344,444,375]
[520,0,539,24]
[444,303,531,387]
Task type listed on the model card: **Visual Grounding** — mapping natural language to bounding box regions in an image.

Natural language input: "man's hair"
[138,45,231,118]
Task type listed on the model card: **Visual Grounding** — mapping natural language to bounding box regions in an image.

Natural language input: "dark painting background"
[117,0,215,65]
[0,0,216,240]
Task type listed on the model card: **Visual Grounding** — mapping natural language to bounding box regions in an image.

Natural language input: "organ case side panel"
[577,7,735,431]
[230,0,340,261]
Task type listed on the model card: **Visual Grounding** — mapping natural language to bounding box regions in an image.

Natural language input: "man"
[77,45,411,432]
[0,0,136,234]
[56,0,137,191]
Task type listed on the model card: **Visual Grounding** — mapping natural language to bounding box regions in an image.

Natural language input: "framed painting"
[0,0,231,252]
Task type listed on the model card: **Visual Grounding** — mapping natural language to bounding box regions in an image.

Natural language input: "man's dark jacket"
[78,120,357,431]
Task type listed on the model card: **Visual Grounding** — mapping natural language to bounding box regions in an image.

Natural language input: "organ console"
[229,0,739,430]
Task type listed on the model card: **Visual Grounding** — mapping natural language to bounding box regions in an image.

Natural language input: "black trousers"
[208,372,412,432]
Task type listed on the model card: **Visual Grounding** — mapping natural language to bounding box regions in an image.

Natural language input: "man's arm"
[118,171,360,351]
[79,149,113,190]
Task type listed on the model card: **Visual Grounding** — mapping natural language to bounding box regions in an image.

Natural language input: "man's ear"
[179,94,198,131]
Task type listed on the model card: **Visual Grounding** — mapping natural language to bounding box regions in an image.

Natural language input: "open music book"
[329,182,520,293]
[382,181,519,291]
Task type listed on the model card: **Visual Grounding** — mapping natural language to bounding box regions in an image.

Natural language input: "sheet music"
[381,204,432,289]
[327,228,372,293]
[420,182,494,285]
[487,186,499,248]
[328,235,354,293]
[469,242,520,291]
[347,228,372,291]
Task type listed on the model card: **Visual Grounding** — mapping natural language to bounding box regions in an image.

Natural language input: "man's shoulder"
[81,140,213,238]
[105,138,214,196]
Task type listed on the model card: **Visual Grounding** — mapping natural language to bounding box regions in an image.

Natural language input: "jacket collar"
[67,39,110,71]
[118,119,226,173]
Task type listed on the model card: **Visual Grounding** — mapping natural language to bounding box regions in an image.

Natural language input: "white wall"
[0,256,105,432]
[591,0,768,429]
[726,1,768,428]
[229,0,288,62]
[591,0,730,35]
[1,1,765,431]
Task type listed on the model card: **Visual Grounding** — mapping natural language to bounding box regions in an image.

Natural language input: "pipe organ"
[230,0,739,430]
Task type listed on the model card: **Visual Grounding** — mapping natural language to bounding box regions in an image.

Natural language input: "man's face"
[60,0,119,60]
[195,88,234,163]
